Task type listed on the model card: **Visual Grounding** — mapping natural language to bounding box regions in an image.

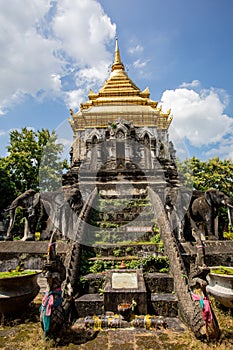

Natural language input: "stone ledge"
[0,241,69,254]
[75,293,104,317]
[149,293,178,317]
[144,272,174,293]
[182,241,233,255]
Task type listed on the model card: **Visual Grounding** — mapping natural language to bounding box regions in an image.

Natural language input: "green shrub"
[125,246,132,254]
[89,260,105,273]
[142,255,169,273]
[126,260,141,269]
[0,270,38,278]
[223,230,233,240]
[113,248,122,257]
[150,233,161,244]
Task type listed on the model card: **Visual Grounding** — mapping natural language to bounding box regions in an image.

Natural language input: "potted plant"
[206,266,233,309]
[0,267,41,315]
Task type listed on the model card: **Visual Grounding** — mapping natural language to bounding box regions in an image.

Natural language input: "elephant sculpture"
[183,188,233,241]
[5,189,38,240]
[4,185,83,241]
[38,185,83,241]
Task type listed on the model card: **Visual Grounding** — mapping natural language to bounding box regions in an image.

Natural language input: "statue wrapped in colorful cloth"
[40,231,66,337]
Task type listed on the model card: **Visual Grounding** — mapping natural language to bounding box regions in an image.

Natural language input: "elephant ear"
[204,190,212,207]
[33,192,40,206]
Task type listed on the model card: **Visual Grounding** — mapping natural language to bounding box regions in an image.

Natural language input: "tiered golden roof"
[69,39,172,131]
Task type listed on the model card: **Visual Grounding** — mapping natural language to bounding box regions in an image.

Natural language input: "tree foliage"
[178,157,233,236]
[38,130,69,191]
[178,156,233,196]
[0,158,17,215]
[0,128,68,214]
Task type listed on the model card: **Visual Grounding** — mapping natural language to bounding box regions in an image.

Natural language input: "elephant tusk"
[227,207,233,227]
[227,203,233,209]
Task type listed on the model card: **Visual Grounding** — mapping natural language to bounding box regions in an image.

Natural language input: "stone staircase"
[68,189,186,330]
[87,194,157,245]
[61,180,208,334]
[73,238,183,330]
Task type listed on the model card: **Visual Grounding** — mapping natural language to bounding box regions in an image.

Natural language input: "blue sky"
[0,0,233,161]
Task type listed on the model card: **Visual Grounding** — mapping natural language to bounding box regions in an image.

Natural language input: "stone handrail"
[148,187,206,338]
[63,188,98,298]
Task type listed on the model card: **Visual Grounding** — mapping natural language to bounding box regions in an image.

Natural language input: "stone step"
[0,241,68,254]
[88,256,139,261]
[72,315,186,332]
[93,243,161,257]
[88,253,166,261]
[81,273,105,294]
[75,293,103,318]
[92,231,157,243]
[97,197,152,206]
[144,272,174,294]
[148,293,178,317]
[75,292,178,318]
[98,210,154,218]
[95,217,154,226]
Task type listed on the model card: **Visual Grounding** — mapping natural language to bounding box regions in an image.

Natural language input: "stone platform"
[0,241,69,272]
[181,240,233,267]
[69,326,187,350]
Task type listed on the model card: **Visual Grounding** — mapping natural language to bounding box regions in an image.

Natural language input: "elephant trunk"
[225,196,233,227]
[4,204,17,212]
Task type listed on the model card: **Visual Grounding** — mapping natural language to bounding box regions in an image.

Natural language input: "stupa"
[64,39,178,204]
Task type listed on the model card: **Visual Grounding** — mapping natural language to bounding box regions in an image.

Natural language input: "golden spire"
[111,38,125,71]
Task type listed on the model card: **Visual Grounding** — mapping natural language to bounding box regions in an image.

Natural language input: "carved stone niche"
[108,119,133,139]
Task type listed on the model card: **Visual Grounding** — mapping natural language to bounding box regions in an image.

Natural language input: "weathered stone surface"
[0,241,69,272]
[93,243,160,257]
[148,293,178,317]
[144,272,174,293]
[82,273,105,294]
[181,241,233,267]
[75,294,104,317]
[0,241,68,254]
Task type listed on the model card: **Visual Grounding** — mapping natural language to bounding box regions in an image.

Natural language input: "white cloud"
[128,44,144,55]
[0,0,116,114]
[180,80,200,88]
[0,0,62,113]
[52,0,116,66]
[50,74,62,92]
[65,89,85,110]
[133,59,149,69]
[161,86,233,152]
[0,130,7,136]
[204,135,233,160]
[74,61,110,91]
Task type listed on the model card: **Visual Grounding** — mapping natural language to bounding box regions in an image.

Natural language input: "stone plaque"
[112,272,138,289]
